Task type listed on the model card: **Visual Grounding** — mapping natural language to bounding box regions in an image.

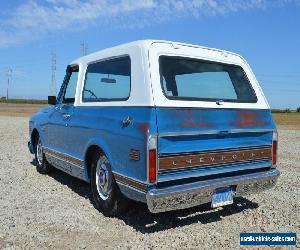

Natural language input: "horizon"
[0,0,299,109]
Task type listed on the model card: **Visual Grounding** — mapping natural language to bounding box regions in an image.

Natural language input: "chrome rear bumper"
[146,168,280,213]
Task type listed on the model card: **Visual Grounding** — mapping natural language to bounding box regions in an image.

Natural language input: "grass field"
[273,113,300,128]
[0,103,47,117]
[0,103,299,128]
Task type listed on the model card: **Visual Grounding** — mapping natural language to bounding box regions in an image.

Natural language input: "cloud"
[0,0,296,48]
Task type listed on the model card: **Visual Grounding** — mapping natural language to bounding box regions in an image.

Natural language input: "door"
[46,65,79,173]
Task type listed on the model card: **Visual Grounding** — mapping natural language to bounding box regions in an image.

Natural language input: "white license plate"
[211,187,234,208]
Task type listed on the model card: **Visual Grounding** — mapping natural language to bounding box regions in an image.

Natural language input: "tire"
[34,134,53,174]
[91,151,128,216]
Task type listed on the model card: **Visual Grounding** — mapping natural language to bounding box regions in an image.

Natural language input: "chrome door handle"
[122,116,132,127]
[62,114,71,119]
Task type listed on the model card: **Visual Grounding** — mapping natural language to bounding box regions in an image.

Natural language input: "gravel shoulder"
[0,116,299,249]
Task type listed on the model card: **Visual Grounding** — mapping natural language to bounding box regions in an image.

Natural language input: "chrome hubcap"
[95,156,112,200]
[36,139,43,165]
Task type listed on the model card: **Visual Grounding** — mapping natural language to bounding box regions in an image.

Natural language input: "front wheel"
[91,152,128,216]
[34,135,52,174]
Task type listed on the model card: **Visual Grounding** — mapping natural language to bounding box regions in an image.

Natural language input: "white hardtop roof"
[72,39,269,109]
[70,39,243,65]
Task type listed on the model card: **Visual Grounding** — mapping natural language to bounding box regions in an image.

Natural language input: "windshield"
[159,56,257,103]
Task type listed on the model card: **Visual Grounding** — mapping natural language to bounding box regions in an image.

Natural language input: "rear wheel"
[91,151,128,216]
[34,135,52,174]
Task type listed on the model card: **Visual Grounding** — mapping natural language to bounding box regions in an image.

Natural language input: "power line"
[256,73,300,78]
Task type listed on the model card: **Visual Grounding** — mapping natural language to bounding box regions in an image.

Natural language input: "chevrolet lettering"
[28,40,280,216]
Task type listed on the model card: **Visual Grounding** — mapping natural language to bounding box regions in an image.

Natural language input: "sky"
[0,0,299,109]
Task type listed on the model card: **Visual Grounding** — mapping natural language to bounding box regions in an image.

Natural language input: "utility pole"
[51,50,56,96]
[80,41,88,56]
[6,68,12,101]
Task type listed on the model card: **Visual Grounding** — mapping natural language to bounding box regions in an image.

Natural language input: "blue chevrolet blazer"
[28,40,280,216]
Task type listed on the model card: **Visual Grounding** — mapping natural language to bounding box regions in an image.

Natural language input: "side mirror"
[48,96,57,105]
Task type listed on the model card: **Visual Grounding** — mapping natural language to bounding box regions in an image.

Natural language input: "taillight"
[149,149,157,183]
[272,131,278,166]
[148,136,157,183]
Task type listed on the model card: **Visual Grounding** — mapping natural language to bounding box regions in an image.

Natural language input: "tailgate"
[156,108,276,182]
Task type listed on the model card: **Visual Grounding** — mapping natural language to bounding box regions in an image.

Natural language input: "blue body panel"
[156,108,275,154]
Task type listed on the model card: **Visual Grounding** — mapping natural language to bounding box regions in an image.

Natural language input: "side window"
[61,66,79,104]
[82,56,131,102]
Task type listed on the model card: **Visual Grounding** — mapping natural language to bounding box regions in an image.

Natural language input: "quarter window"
[60,66,79,104]
[83,56,131,102]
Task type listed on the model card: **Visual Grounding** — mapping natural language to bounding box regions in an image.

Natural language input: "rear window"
[159,56,257,103]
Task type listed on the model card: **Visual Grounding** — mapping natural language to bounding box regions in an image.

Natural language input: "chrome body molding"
[43,147,84,167]
[158,129,275,138]
[146,168,280,213]
[43,147,87,181]
[113,172,148,192]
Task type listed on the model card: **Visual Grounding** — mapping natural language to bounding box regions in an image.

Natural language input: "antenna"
[80,41,88,56]
[51,50,57,96]
[6,68,12,101]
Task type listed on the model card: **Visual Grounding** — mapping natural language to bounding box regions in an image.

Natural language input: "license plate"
[211,187,234,208]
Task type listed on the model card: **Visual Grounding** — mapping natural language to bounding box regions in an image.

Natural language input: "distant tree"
[285,108,291,113]
[297,106,300,113]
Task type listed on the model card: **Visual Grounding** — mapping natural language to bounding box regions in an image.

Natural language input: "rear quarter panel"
[67,106,157,183]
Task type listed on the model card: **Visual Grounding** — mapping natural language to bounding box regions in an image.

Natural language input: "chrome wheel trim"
[95,156,112,200]
[36,139,43,166]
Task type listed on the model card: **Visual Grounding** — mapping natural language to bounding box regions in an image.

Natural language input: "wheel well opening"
[85,145,104,181]
[31,129,39,150]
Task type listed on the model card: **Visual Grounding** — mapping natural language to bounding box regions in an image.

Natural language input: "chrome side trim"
[112,171,149,185]
[45,151,84,169]
[43,147,84,168]
[146,168,280,213]
[113,172,148,192]
[43,147,87,181]
[45,153,86,181]
[43,147,84,164]
[158,129,274,138]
